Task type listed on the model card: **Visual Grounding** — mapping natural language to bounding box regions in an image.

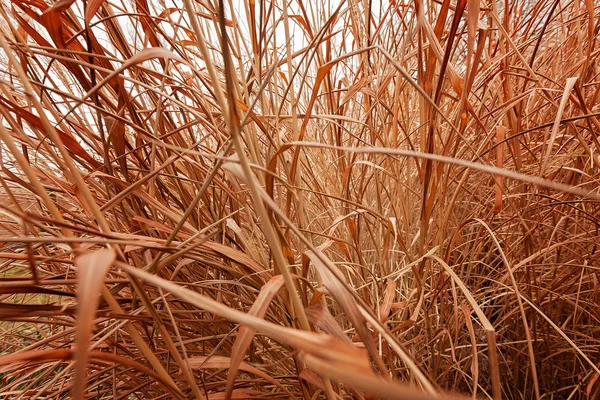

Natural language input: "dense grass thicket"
[1,0,600,398]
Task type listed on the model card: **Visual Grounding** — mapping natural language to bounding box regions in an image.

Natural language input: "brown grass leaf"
[226,275,285,398]
[379,279,396,324]
[85,0,104,24]
[587,372,600,398]
[72,248,116,400]
[305,304,352,343]
[44,0,76,13]
[304,250,387,374]
[542,77,578,175]
[300,352,466,400]
[494,125,506,213]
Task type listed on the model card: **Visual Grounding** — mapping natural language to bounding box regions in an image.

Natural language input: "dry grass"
[0,0,599,398]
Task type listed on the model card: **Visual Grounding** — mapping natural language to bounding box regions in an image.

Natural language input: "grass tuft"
[1,0,599,398]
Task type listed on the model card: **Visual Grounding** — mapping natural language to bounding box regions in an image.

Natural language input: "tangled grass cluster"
[0,0,599,398]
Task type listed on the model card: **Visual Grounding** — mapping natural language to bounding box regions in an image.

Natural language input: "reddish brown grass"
[0,0,599,398]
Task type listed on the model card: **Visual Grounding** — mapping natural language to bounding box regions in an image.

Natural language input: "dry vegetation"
[0,0,599,398]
